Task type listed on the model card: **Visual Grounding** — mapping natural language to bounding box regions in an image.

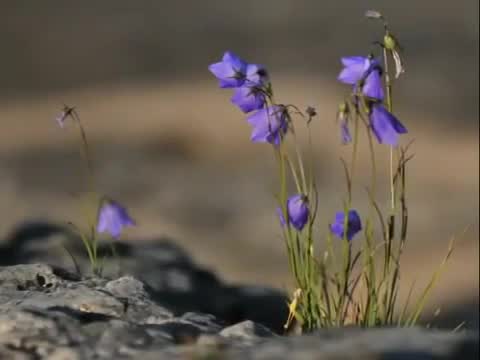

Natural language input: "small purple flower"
[277,194,310,231]
[56,111,68,128]
[338,56,371,84]
[97,200,135,239]
[231,86,266,113]
[208,51,248,88]
[369,104,408,146]
[55,106,74,128]
[247,105,289,145]
[362,67,384,100]
[337,102,352,144]
[330,210,362,241]
[245,63,269,86]
[338,56,384,100]
[341,120,352,144]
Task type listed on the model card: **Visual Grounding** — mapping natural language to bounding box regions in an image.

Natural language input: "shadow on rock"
[0,220,289,333]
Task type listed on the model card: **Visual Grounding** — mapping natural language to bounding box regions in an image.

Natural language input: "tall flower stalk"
[55,106,134,276]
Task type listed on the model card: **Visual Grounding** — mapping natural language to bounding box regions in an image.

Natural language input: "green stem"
[383,46,396,284]
[348,111,360,204]
[72,110,95,191]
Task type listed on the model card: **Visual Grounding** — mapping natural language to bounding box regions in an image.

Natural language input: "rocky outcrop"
[0,263,478,359]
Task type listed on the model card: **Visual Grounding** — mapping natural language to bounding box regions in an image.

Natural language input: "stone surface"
[0,222,289,333]
[0,263,478,359]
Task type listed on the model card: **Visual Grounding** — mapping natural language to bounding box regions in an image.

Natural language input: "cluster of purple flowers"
[338,56,407,147]
[209,51,289,146]
[209,52,364,240]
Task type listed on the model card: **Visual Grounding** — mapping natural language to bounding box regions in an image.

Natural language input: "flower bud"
[384,32,405,79]
[384,33,398,51]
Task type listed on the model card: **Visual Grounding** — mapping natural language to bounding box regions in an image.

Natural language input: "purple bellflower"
[330,210,362,241]
[245,63,269,86]
[55,106,75,128]
[369,104,407,146]
[277,194,310,231]
[209,52,269,89]
[247,105,288,145]
[97,200,135,239]
[337,102,352,144]
[341,121,352,144]
[338,56,384,100]
[208,51,248,88]
[56,111,68,128]
[231,86,266,113]
[230,63,269,113]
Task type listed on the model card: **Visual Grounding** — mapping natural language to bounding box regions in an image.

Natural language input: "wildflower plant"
[209,10,454,331]
[55,105,135,276]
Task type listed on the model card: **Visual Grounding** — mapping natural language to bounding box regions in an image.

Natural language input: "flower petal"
[341,120,352,144]
[330,210,362,241]
[363,69,384,100]
[338,56,370,84]
[246,63,268,86]
[247,106,288,145]
[370,105,407,146]
[231,86,266,113]
[96,200,135,239]
[208,51,247,88]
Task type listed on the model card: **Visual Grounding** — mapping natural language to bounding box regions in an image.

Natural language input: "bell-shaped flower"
[55,106,75,128]
[337,102,352,144]
[247,105,289,145]
[341,121,352,145]
[369,104,407,146]
[97,200,135,239]
[208,51,248,88]
[231,86,266,113]
[330,210,362,241]
[338,56,384,100]
[277,194,310,231]
[245,63,269,87]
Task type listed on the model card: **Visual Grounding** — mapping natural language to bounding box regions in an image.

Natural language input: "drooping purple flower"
[338,56,371,84]
[337,102,352,144]
[338,56,384,100]
[56,111,68,128]
[208,51,248,88]
[362,68,384,100]
[247,105,289,145]
[341,120,352,144]
[231,86,266,113]
[55,106,74,128]
[369,104,407,146]
[97,200,135,239]
[330,210,362,241]
[245,63,269,86]
[277,194,310,231]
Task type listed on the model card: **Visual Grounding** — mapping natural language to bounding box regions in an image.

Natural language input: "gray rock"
[0,264,173,324]
[0,224,289,332]
[0,261,477,360]
[220,320,277,344]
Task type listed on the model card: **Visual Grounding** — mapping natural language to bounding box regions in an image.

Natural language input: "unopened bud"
[384,32,405,78]
[384,33,397,51]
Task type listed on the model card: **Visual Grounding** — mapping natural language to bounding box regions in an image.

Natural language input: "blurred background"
[0,1,478,328]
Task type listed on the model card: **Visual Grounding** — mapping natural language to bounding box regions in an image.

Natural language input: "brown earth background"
[0,1,478,328]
